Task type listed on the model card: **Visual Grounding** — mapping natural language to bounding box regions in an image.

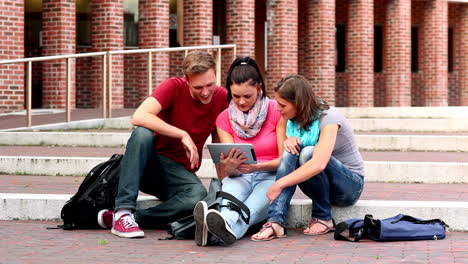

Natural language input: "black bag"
[60,154,123,230]
[334,214,448,242]
[167,178,251,240]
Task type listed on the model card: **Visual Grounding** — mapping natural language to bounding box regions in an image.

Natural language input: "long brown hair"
[274,75,329,129]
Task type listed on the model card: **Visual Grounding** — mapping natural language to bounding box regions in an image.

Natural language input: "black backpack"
[166,178,251,240]
[60,154,123,230]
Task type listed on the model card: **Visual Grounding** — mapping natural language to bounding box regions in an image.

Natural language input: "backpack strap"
[390,215,449,229]
[334,220,365,242]
[216,191,251,224]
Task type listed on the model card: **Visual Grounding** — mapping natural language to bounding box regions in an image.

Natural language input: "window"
[213,0,226,45]
[411,26,418,73]
[448,27,453,72]
[374,25,383,73]
[336,24,346,72]
[170,0,179,47]
[124,0,139,47]
[76,0,91,46]
[25,0,42,49]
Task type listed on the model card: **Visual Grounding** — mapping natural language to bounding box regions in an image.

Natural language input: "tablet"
[207,143,257,164]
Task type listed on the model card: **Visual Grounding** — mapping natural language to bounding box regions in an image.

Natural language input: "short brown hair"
[182,50,216,77]
[275,75,329,129]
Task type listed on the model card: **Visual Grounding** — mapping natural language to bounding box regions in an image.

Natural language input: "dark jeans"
[268,146,364,227]
[115,127,207,228]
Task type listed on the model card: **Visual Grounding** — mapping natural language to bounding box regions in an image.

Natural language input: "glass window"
[25,0,42,50]
[448,27,453,73]
[170,0,179,47]
[335,24,346,72]
[374,25,383,73]
[124,0,139,47]
[76,0,91,46]
[412,26,418,73]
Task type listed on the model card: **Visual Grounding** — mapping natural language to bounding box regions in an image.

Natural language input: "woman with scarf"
[194,56,286,246]
[251,75,365,241]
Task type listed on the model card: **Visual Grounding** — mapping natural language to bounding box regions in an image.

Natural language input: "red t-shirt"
[151,77,228,172]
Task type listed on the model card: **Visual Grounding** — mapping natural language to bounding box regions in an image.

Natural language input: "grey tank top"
[319,107,365,177]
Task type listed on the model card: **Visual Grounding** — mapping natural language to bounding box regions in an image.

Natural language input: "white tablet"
[206,143,257,164]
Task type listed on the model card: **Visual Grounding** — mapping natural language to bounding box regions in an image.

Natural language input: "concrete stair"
[0,107,467,231]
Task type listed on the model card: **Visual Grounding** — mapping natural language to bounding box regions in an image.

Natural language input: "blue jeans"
[220,171,275,239]
[115,127,207,228]
[268,146,364,227]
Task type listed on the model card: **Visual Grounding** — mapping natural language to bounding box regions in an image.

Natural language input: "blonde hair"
[275,75,329,129]
[182,50,216,77]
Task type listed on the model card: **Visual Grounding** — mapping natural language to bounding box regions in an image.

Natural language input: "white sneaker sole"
[111,228,145,238]
[97,209,110,229]
[206,209,236,246]
[193,201,208,246]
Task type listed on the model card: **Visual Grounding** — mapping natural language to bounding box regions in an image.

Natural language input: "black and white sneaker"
[205,209,236,246]
[193,201,209,246]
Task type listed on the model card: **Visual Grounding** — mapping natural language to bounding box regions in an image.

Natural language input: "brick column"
[347,0,374,106]
[224,0,255,86]
[384,0,411,106]
[91,0,124,108]
[266,0,298,95]
[138,0,169,100]
[42,0,76,109]
[0,0,24,113]
[226,0,255,56]
[304,0,336,105]
[459,4,468,105]
[183,0,212,46]
[421,0,448,106]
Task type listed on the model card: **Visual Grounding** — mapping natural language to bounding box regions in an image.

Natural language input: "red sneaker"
[97,209,114,229]
[111,214,145,238]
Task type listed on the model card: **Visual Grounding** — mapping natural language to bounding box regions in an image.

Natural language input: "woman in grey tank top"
[252,75,364,241]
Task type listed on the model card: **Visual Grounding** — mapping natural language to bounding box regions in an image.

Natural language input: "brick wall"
[0,0,24,113]
[225,0,255,56]
[42,0,76,109]
[459,4,468,105]
[347,0,374,106]
[91,0,124,109]
[302,0,336,105]
[224,0,256,87]
[124,52,146,108]
[266,0,298,96]
[131,0,169,106]
[183,0,212,46]
[75,46,94,108]
[421,0,448,106]
[383,0,411,106]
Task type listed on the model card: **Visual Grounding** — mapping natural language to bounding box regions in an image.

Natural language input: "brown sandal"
[303,218,335,236]
[251,222,287,242]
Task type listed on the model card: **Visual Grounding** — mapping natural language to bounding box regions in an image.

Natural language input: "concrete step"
[356,134,468,152]
[1,175,466,231]
[0,155,467,183]
[338,106,468,119]
[2,131,468,152]
[349,118,468,132]
[1,193,466,231]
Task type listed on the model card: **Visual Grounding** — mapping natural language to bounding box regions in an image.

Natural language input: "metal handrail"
[0,44,236,127]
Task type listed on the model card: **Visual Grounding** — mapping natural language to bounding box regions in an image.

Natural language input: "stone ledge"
[1,193,466,231]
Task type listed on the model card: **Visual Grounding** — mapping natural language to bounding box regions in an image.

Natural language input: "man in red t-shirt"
[97,51,228,238]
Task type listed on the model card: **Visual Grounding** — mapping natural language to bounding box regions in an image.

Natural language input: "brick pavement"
[0,220,466,264]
